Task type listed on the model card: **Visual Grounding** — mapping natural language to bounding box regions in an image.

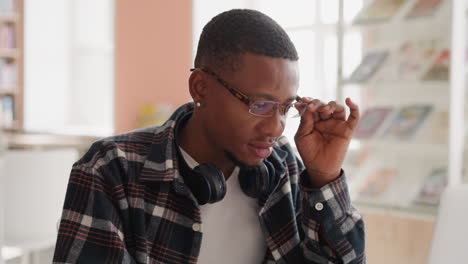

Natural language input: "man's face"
[202,53,299,167]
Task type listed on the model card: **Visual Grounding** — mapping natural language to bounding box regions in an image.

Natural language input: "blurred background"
[0,0,467,263]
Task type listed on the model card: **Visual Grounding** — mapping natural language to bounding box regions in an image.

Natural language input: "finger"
[311,99,323,105]
[296,100,324,137]
[303,100,324,119]
[345,97,360,129]
[319,101,337,120]
[332,103,346,121]
[294,97,312,113]
[295,98,323,116]
[294,101,309,114]
[297,96,314,103]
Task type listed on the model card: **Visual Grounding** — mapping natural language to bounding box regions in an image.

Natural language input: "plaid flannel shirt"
[53,102,365,264]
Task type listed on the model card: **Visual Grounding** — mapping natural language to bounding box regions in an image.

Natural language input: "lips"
[248,143,273,159]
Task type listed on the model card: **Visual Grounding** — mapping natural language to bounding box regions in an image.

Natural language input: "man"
[53,9,365,264]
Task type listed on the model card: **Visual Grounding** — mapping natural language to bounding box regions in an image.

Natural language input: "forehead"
[226,53,299,101]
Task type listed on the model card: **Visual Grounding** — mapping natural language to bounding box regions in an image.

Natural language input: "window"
[24,0,114,136]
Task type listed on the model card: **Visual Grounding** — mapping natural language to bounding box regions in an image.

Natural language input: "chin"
[224,151,263,168]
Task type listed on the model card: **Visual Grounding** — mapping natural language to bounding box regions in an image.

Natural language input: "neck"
[179,113,236,179]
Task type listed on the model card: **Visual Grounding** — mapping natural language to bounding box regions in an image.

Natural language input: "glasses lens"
[286,102,310,118]
[286,103,299,118]
[249,101,276,117]
[250,101,306,118]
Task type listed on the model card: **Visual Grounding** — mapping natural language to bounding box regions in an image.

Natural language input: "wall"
[364,212,435,264]
[115,0,192,134]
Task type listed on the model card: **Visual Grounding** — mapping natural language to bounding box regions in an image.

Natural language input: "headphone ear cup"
[193,163,226,204]
[173,110,227,205]
[239,161,275,198]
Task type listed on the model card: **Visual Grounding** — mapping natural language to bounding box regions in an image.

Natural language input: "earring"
[196,102,201,108]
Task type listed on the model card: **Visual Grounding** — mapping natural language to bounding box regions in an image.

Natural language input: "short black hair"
[194,9,299,72]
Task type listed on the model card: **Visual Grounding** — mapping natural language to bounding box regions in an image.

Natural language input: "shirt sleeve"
[299,170,366,264]
[52,161,136,263]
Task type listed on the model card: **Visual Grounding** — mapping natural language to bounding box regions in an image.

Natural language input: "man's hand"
[294,97,360,188]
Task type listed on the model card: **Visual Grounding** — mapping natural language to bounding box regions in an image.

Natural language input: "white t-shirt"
[180,148,267,263]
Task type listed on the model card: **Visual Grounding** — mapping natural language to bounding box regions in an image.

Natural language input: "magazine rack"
[340,0,465,219]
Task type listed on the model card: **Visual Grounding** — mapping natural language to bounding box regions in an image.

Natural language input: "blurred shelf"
[1,119,21,132]
[354,200,438,221]
[0,13,19,23]
[1,246,24,261]
[0,48,18,58]
[344,15,450,33]
[3,237,56,252]
[0,0,22,151]
[2,237,56,261]
[4,131,100,150]
[0,87,17,95]
[355,140,449,151]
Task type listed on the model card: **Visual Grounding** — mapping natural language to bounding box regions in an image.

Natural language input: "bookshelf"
[337,0,467,262]
[0,0,21,132]
[339,0,458,219]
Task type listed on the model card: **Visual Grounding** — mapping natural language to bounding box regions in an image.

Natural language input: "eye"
[252,102,265,109]
[250,101,276,116]
[252,101,270,109]
[284,104,293,113]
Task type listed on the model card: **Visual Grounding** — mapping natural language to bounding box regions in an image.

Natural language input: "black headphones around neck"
[174,110,277,205]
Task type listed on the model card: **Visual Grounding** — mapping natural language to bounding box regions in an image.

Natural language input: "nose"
[257,109,286,138]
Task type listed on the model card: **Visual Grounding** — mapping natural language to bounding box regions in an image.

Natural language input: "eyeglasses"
[190,67,308,118]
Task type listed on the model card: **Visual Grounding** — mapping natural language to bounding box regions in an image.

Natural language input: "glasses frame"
[190,67,305,117]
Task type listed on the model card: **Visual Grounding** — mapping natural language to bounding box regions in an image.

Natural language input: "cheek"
[210,97,247,126]
[207,105,254,144]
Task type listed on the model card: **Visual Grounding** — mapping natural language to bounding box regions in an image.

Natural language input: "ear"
[188,69,208,104]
